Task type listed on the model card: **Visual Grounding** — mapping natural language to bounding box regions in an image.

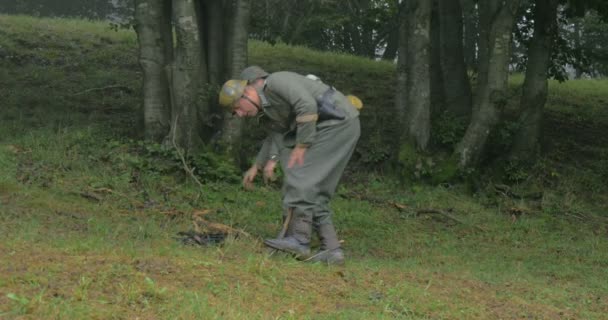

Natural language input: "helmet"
[240,66,269,82]
[346,95,363,110]
[219,79,248,108]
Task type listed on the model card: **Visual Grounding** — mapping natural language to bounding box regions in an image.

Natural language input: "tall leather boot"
[307,223,344,265]
[264,210,312,258]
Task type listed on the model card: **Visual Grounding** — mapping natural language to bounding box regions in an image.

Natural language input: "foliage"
[106,139,241,183]
[1,0,120,20]
[249,0,400,58]
[513,4,608,80]
[484,119,520,162]
[432,111,468,149]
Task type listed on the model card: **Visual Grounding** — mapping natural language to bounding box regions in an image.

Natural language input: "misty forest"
[1,0,607,319]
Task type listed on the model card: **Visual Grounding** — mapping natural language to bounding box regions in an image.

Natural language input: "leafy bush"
[106,140,241,183]
[432,112,467,149]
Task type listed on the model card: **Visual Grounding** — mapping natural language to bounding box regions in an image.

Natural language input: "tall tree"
[510,0,559,160]
[438,0,472,118]
[134,0,172,142]
[220,0,251,162]
[397,0,432,151]
[395,1,409,121]
[165,0,207,151]
[460,0,478,71]
[133,0,251,155]
[429,0,445,114]
[455,0,520,168]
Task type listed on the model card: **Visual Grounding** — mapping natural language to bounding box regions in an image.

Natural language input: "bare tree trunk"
[460,0,478,71]
[455,0,520,168]
[404,0,432,150]
[438,0,472,118]
[166,0,205,151]
[204,0,224,87]
[430,0,445,115]
[573,19,583,79]
[510,0,559,160]
[474,0,498,110]
[134,0,172,142]
[201,0,225,140]
[395,1,409,121]
[220,0,251,163]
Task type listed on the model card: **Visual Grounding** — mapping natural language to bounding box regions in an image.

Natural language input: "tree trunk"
[510,0,559,160]
[166,0,205,151]
[573,20,583,79]
[395,1,409,121]
[404,0,432,150]
[474,0,498,109]
[134,0,172,142]
[430,0,445,115]
[220,0,251,163]
[460,0,478,71]
[454,0,520,168]
[204,0,224,87]
[439,0,472,118]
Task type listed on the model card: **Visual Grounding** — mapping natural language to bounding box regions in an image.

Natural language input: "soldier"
[219,67,360,265]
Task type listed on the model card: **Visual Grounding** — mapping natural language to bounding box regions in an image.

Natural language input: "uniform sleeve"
[268,77,318,147]
[254,132,282,167]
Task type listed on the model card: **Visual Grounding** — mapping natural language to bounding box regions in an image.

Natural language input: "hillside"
[0,15,607,319]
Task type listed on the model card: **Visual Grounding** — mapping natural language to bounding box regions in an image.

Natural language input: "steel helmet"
[219,79,248,108]
[240,66,269,82]
[346,95,363,110]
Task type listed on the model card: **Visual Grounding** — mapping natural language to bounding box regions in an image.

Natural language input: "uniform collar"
[255,82,271,108]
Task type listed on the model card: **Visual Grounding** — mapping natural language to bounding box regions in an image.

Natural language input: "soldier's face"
[233,96,258,117]
[233,89,260,117]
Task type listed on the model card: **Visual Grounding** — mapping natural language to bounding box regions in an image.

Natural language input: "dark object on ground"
[175,230,228,246]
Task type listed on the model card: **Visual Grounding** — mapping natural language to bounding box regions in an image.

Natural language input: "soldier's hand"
[243,165,259,190]
[263,160,277,184]
[288,146,307,168]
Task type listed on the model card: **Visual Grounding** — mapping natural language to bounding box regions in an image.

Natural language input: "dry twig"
[71,84,130,96]
[171,114,204,193]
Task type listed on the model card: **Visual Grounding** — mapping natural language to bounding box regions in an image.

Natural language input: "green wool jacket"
[254,71,359,167]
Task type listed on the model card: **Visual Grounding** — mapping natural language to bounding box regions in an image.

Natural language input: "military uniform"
[253,71,360,260]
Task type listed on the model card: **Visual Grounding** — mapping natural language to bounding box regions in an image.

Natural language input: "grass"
[0,14,607,319]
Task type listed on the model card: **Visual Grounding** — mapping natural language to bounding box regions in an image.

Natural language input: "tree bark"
[455,0,520,168]
[404,0,432,150]
[220,0,251,163]
[166,0,205,151]
[438,0,472,118]
[204,0,225,87]
[395,1,409,121]
[134,0,172,142]
[430,0,445,115]
[475,0,499,109]
[510,0,559,160]
[460,0,478,71]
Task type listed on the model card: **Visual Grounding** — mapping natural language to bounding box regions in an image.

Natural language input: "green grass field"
[1,15,607,319]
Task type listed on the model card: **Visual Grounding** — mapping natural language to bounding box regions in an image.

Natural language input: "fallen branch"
[494,184,543,200]
[71,84,130,96]
[415,208,487,232]
[340,191,486,232]
[171,114,204,192]
[192,209,251,238]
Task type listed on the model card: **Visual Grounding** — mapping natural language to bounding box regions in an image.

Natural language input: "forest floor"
[0,15,607,319]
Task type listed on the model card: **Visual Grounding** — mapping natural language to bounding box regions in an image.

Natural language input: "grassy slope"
[0,15,607,319]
